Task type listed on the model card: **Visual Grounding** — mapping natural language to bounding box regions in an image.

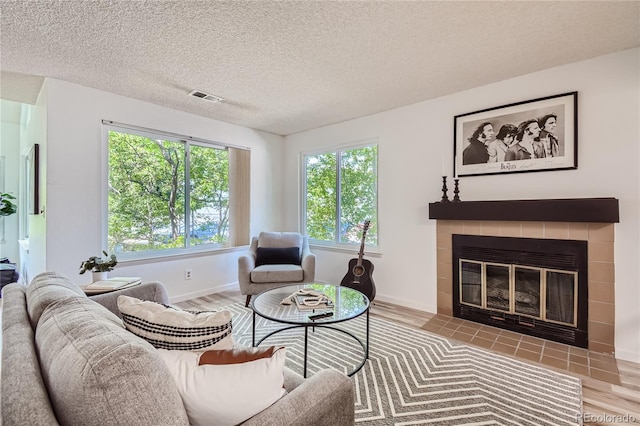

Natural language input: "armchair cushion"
[251,264,304,283]
[255,246,301,267]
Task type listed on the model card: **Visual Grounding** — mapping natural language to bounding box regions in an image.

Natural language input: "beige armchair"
[238,232,316,306]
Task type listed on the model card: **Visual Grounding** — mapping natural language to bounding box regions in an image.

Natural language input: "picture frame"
[27,143,40,215]
[454,92,577,177]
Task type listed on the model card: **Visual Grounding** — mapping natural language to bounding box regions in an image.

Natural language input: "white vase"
[92,271,108,282]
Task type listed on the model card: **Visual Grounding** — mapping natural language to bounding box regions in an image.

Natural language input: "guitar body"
[341,258,376,302]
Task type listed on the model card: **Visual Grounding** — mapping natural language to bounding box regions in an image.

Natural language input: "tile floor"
[422,314,621,385]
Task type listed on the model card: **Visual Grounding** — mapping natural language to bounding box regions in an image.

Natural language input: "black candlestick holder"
[452,178,461,202]
[440,176,450,203]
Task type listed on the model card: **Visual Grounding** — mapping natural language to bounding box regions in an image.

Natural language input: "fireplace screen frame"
[452,234,588,348]
[459,260,579,328]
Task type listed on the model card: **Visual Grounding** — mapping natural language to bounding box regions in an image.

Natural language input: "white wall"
[20,86,48,284]
[0,100,21,262]
[283,48,640,363]
[42,79,285,301]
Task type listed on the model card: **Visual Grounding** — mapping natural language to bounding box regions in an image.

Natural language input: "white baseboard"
[614,348,640,364]
[170,282,239,304]
[373,293,435,314]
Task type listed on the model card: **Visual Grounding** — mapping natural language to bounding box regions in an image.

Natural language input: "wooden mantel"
[428,197,619,223]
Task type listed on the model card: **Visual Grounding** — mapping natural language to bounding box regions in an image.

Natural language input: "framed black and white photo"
[454,92,577,177]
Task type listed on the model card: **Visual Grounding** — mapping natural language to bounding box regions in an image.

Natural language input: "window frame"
[301,139,379,250]
[102,121,247,261]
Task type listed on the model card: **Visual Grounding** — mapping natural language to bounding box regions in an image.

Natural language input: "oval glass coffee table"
[250,283,370,378]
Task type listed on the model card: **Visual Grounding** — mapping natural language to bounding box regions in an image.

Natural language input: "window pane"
[108,131,185,253]
[305,152,337,241]
[189,145,229,246]
[339,146,378,245]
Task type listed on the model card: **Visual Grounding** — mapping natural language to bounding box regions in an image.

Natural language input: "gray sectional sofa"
[1,272,355,425]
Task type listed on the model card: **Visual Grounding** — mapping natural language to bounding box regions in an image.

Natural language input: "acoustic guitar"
[340,221,376,302]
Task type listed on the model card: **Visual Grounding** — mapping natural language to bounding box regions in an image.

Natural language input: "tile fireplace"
[429,198,619,354]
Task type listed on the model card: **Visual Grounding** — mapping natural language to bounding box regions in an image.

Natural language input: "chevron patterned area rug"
[224,302,582,425]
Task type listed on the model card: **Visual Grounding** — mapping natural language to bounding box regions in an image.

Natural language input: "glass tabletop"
[251,283,369,325]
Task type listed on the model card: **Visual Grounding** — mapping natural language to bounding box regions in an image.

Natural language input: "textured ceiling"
[1,1,638,136]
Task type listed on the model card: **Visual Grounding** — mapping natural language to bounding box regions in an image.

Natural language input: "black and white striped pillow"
[117,295,233,351]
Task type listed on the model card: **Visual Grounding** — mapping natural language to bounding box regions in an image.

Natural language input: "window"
[104,122,249,259]
[303,143,378,246]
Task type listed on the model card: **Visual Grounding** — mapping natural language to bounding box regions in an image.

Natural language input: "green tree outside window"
[304,144,378,246]
[107,130,229,255]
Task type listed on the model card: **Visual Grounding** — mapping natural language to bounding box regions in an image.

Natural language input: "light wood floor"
[178,289,640,426]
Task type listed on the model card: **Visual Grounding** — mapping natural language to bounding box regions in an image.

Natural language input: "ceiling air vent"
[188,90,224,103]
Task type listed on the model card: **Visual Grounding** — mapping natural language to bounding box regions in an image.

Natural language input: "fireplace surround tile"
[589,301,615,324]
[436,248,450,264]
[436,276,449,294]
[589,261,615,283]
[590,282,615,304]
[569,223,589,239]
[521,222,544,238]
[463,221,482,235]
[435,219,616,354]
[588,241,615,262]
[498,222,521,237]
[543,222,570,238]
[588,223,615,241]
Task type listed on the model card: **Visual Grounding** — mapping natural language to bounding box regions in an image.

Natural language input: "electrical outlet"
[185,269,192,280]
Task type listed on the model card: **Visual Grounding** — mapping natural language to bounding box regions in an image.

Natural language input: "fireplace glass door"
[514,266,541,318]
[460,261,482,308]
[486,263,510,312]
[546,270,578,326]
[459,260,577,327]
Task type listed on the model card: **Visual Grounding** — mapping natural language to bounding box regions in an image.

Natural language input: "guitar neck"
[356,232,367,265]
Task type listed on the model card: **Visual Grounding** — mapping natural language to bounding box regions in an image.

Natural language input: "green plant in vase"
[80,251,118,282]
[0,193,17,217]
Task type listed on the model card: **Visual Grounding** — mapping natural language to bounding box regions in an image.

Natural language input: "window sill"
[116,245,247,266]
[309,243,382,258]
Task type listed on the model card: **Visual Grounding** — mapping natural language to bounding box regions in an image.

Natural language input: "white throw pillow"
[117,295,233,351]
[157,347,287,426]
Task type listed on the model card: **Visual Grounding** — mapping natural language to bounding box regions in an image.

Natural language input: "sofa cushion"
[255,246,301,266]
[1,284,59,426]
[26,272,88,327]
[251,264,304,283]
[258,232,303,252]
[158,347,287,426]
[35,295,189,426]
[117,295,234,351]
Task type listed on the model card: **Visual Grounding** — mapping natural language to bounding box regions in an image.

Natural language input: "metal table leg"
[303,326,309,378]
[252,310,256,347]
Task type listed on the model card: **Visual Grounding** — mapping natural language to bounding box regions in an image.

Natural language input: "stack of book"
[84,277,142,294]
